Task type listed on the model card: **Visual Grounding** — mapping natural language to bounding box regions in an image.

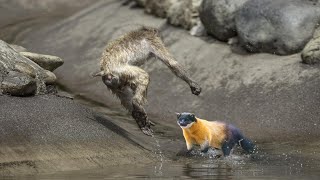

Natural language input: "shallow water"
[38,92,320,180]
[26,149,320,179]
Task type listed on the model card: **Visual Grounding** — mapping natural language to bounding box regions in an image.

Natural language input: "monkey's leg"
[131,69,154,136]
[116,86,155,126]
[150,39,201,95]
[113,66,153,136]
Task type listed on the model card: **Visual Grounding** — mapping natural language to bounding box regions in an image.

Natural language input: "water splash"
[152,135,164,176]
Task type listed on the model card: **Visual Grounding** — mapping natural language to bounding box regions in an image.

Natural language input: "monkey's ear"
[175,112,181,119]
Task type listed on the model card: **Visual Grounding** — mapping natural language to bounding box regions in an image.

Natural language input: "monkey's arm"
[150,39,201,95]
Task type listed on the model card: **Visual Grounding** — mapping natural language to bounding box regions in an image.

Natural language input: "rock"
[236,0,320,55]
[20,51,64,71]
[43,70,57,84]
[1,71,37,96]
[0,39,58,95]
[8,44,27,52]
[301,28,320,64]
[167,0,203,30]
[14,62,37,78]
[133,0,146,7]
[190,20,206,36]
[199,0,249,41]
[145,0,173,18]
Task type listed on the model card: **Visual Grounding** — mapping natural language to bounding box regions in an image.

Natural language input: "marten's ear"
[190,113,195,118]
[175,112,181,119]
[190,113,197,121]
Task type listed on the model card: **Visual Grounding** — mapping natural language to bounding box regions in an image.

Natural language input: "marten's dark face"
[176,112,197,129]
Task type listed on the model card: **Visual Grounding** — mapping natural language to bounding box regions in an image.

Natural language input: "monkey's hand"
[190,82,201,95]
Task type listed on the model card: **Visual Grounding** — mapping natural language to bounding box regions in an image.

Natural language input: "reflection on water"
[34,149,320,179]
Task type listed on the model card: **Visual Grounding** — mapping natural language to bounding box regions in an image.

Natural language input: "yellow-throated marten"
[176,112,255,156]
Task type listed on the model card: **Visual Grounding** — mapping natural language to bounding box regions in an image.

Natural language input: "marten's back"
[200,119,228,149]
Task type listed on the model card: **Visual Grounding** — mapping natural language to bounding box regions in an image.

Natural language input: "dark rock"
[236,0,320,55]
[133,0,146,7]
[199,0,249,41]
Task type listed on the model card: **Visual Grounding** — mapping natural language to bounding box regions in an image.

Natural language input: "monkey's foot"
[141,126,154,136]
[190,82,202,96]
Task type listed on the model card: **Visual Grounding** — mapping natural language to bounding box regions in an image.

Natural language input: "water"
[28,149,320,179]
[37,91,320,179]
[153,137,164,176]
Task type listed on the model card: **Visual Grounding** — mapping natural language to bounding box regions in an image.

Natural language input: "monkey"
[176,112,255,156]
[93,27,202,136]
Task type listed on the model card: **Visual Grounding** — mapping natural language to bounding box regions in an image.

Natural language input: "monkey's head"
[102,73,120,88]
[176,112,197,129]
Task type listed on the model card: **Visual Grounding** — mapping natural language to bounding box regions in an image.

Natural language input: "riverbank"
[0,94,154,175]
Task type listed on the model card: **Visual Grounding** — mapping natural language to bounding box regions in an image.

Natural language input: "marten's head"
[176,112,197,129]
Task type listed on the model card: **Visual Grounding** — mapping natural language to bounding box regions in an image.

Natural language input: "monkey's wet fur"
[177,112,256,156]
[94,27,201,136]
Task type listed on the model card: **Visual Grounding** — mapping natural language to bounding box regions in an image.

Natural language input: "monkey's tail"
[239,138,256,154]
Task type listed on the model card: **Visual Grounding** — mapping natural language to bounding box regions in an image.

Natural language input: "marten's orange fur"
[177,113,255,156]
[182,118,227,150]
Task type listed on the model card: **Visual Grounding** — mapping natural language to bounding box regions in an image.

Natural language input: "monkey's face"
[176,112,197,129]
[102,74,120,88]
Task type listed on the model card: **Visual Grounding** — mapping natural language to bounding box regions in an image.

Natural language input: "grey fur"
[97,27,201,136]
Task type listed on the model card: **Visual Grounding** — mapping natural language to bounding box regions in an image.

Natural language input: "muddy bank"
[0,94,154,175]
[0,0,93,42]
[9,0,319,142]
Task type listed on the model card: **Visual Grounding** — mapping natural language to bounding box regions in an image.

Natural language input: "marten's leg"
[200,141,210,153]
[221,139,236,156]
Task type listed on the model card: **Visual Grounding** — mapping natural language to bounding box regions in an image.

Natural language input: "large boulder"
[301,28,320,64]
[167,0,203,30]
[236,0,320,55]
[199,0,249,41]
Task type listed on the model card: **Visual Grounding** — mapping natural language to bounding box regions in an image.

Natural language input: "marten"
[176,112,255,156]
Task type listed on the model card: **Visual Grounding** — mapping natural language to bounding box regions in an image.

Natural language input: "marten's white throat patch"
[178,122,195,129]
